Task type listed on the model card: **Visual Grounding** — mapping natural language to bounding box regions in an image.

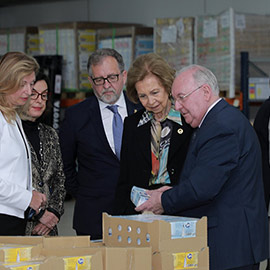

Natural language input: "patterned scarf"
[138,104,182,186]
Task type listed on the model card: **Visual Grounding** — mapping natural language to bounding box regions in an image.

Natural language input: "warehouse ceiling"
[0,0,70,7]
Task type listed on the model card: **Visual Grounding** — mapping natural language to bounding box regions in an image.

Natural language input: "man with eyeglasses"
[136,65,269,270]
[59,48,141,240]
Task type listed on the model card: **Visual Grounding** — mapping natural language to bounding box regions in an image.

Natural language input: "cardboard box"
[103,213,207,253]
[0,244,42,264]
[39,21,143,92]
[0,236,91,250]
[97,26,153,71]
[42,236,91,249]
[154,17,194,71]
[39,252,103,270]
[249,77,270,100]
[0,27,39,56]
[41,246,151,270]
[152,247,209,270]
[195,8,270,98]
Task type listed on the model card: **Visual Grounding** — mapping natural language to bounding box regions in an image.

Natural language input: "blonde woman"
[0,52,46,235]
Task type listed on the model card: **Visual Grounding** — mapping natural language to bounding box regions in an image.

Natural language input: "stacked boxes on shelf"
[38,21,138,94]
[97,26,153,71]
[195,8,270,98]
[0,27,39,56]
[39,22,98,93]
[154,17,194,72]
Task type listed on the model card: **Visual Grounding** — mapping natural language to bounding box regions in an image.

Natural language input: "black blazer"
[114,108,193,215]
[253,97,270,210]
[59,93,141,239]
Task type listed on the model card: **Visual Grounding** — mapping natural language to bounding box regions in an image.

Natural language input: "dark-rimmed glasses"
[175,85,204,102]
[30,89,48,101]
[91,74,120,86]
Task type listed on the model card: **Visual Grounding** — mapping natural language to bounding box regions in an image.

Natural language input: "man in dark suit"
[59,48,141,240]
[254,97,270,210]
[253,97,270,270]
[136,65,269,269]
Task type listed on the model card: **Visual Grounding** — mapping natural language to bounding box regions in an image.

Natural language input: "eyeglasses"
[175,85,204,102]
[91,74,120,86]
[30,89,48,101]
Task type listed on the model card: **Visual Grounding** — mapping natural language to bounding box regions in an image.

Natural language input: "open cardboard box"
[42,235,91,249]
[152,246,209,270]
[103,213,207,253]
[0,252,103,270]
[42,246,152,270]
[39,252,103,270]
[0,239,42,264]
[0,236,91,249]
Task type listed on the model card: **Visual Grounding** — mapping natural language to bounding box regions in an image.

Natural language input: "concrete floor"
[58,198,76,236]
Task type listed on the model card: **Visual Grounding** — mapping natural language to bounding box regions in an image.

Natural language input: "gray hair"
[87,48,125,76]
[177,64,219,95]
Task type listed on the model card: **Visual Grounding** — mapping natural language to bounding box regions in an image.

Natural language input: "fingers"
[39,211,59,229]
[32,223,51,236]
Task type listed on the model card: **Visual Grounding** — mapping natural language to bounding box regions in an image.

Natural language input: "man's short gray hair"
[177,64,219,95]
[87,48,125,76]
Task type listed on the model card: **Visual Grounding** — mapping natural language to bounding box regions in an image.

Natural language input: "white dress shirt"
[0,112,32,219]
[98,92,128,154]
[199,98,222,128]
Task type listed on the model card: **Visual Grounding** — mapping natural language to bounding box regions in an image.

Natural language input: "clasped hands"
[135,185,172,214]
[32,210,59,236]
[29,190,59,235]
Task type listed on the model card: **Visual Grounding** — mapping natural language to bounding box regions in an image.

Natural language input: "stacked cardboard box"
[103,213,209,269]
[154,17,194,72]
[0,212,209,269]
[97,26,153,71]
[38,21,140,93]
[0,27,39,56]
[0,236,151,270]
[249,77,270,100]
[195,8,270,98]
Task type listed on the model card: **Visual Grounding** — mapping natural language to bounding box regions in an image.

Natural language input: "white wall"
[0,0,269,28]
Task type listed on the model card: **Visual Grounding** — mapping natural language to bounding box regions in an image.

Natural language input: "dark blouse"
[22,120,41,161]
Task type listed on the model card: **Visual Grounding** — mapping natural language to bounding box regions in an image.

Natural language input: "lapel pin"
[178,128,184,134]
[134,109,137,113]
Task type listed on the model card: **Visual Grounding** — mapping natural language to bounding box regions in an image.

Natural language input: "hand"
[29,190,47,213]
[135,186,170,215]
[32,223,51,236]
[39,210,59,230]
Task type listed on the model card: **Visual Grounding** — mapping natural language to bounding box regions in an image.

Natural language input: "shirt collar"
[98,91,125,111]
[199,98,222,128]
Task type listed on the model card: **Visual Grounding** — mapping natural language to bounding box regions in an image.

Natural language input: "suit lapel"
[168,122,186,162]
[136,121,151,163]
[90,97,116,157]
[124,92,140,116]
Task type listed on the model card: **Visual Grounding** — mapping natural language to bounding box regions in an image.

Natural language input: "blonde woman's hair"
[0,52,39,123]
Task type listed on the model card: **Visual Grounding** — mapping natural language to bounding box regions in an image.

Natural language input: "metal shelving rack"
[241,51,270,120]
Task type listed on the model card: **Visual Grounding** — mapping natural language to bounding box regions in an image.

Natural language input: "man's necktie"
[107,105,123,159]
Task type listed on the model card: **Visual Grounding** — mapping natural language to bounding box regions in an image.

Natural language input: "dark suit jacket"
[253,97,270,210]
[59,93,141,239]
[162,99,269,270]
[114,108,193,215]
